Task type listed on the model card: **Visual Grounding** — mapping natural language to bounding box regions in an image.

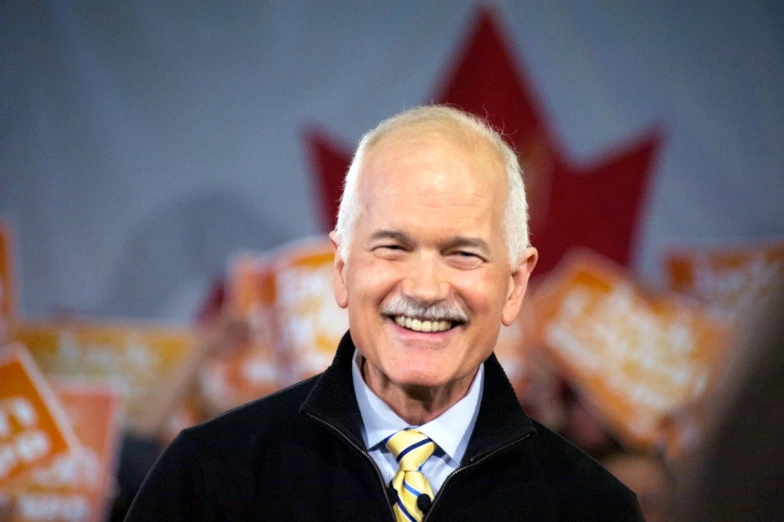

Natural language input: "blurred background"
[1,1,783,521]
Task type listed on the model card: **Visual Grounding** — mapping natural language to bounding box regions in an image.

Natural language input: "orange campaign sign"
[228,254,277,319]
[0,222,16,344]
[4,382,123,522]
[0,346,78,488]
[528,251,729,449]
[271,238,348,382]
[12,321,195,431]
[199,253,283,413]
[664,241,784,319]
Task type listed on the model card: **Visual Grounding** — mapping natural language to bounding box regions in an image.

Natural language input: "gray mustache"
[381,297,469,323]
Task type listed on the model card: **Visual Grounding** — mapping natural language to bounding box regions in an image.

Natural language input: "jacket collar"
[300,331,367,448]
[300,331,536,463]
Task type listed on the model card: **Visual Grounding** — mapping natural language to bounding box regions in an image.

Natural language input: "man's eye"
[448,251,485,268]
[374,245,407,257]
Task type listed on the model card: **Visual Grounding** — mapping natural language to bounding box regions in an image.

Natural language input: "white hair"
[334,105,530,267]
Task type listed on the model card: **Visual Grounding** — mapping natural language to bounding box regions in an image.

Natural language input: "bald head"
[334,105,531,267]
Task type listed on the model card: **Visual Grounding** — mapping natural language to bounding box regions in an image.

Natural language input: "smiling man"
[127,106,642,521]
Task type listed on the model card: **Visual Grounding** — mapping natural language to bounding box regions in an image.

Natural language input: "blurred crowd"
[1,231,782,521]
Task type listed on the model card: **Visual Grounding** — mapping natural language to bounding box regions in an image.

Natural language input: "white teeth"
[392,315,453,332]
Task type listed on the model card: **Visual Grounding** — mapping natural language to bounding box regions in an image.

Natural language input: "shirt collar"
[351,349,484,465]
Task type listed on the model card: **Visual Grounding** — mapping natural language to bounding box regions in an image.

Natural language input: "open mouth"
[388,315,463,333]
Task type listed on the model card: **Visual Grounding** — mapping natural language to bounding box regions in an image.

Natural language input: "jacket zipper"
[305,413,396,522]
[423,432,533,521]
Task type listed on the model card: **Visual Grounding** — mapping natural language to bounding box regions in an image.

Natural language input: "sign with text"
[0,347,77,487]
[13,321,194,430]
[528,252,728,449]
[0,222,16,344]
[664,241,784,319]
[4,382,123,522]
[199,254,283,413]
[271,238,347,382]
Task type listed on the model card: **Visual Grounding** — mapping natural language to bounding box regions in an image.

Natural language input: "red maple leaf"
[305,7,661,277]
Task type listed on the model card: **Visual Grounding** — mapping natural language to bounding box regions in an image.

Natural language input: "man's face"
[332,129,537,392]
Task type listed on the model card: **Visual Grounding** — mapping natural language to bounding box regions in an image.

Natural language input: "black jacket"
[126,332,642,521]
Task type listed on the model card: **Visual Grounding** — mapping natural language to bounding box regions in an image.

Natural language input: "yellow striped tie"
[385,429,436,522]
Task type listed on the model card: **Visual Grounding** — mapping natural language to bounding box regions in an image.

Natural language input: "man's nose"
[401,253,449,304]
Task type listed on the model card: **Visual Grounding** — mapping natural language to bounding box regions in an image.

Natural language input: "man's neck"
[359,356,477,426]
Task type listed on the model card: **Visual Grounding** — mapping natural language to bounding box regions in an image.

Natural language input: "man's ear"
[330,231,348,309]
[502,247,538,326]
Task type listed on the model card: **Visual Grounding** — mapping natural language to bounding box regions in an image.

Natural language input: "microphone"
[417,494,432,514]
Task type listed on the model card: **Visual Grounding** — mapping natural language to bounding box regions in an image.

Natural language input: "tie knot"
[386,429,436,471]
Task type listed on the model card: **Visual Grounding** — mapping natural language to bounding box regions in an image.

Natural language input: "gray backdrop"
[2,1,783,323]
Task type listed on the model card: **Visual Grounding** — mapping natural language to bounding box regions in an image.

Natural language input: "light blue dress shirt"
[351,350,484,494]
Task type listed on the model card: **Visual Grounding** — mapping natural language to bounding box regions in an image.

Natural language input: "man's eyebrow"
[368,229,412,244]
